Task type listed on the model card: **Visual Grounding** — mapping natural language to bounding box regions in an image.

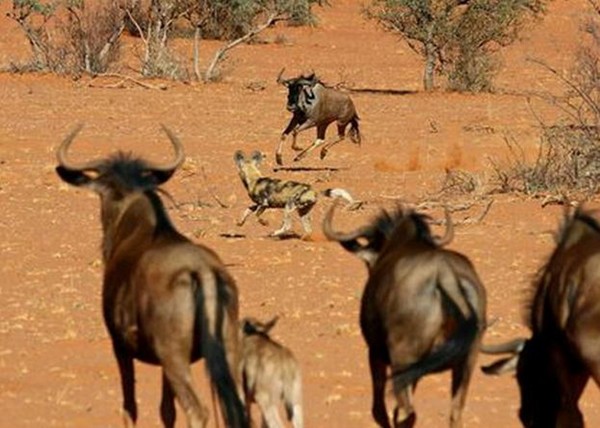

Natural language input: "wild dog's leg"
[112,346,137,428]
[254,205,269,226]
[160,371,176,428]
[298,204,314,238]
[238,205,258,226]
[320,123,347,160]
[271,201,296,237]
[284,378,303,428]
[368,350,392,428]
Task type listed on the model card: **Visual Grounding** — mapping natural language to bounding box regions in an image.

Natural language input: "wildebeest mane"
[101,151,164,191]
[371,207,436,245]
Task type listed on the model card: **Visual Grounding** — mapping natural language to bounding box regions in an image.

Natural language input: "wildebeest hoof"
[275,153,283,166]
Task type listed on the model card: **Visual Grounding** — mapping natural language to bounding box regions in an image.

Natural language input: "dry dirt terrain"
[2,0,600,427]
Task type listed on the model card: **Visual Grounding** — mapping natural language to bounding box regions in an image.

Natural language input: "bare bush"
[7,0,124,75]
[489,1,600,196]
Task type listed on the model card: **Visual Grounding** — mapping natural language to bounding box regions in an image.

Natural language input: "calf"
[240,317,303,428]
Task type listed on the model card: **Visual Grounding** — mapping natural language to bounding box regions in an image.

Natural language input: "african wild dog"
[240,316,303,428]
[275,69,360,165]
[233,150,356,238]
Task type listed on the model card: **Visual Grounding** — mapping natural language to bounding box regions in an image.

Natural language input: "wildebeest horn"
[145,125,186,172]
[276,67,290,86]
[56,124,106,171]
[322,200,370,242]
[433,207,454,246]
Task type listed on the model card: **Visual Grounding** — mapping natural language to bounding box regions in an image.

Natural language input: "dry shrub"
[7,0,124,75]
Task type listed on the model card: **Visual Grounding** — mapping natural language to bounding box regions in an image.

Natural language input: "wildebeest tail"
[349,115,361,146]
[391,280,480,392]
[194,271,248,428]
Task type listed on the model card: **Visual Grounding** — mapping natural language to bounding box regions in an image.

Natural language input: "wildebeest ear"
[56,166,95,187]
[146,168,176,186]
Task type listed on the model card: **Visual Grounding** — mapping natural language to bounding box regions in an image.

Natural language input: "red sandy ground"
[1,0,600,426]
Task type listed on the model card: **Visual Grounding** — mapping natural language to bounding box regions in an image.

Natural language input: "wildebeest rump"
[482,207,600,428]
[275,69,360,165]
[55,125,248,428]
[323,202,487,428]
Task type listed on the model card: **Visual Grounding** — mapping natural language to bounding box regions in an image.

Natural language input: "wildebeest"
[240,316,303,428]
[323,202,487,428]
[482,207,600,428]
[275,68,360,165]
[234,149,356,238]
[55,125,248,428]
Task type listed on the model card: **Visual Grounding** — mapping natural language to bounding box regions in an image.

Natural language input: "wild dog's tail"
[349,115,361,146]
[322,188,355,206]
[322,188,362,210]
[194,270,248,428]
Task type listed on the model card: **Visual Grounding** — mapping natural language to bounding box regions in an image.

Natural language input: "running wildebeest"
[55,125,248,428]
[482,207,600,428]
[323,202,487,428]
[275,69,360,165]
[240,316,303,428]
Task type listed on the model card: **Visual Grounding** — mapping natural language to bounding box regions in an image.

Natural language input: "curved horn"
[56,124,105,171]
[276,67,290,86]
[322,200,369,242]
[146,125,186,172]
[434,207,454,246]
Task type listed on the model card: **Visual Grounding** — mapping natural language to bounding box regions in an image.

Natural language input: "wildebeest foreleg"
[277,114,309,165]
[113,349,137,428]
[320,123,348,160]
[293,122,326,162]
[368,352,391,428]
[160,372,176,428]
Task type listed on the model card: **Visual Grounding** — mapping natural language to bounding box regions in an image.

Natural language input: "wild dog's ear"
[250,150,264,165]
[233,150,245,166]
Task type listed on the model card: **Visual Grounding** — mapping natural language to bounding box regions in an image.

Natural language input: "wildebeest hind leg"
[162,362,208,428]
[320,123,347,159]
[449,345,479,428]
[113,347,137,428]
[160,371,176,428]
[368,351,392,428]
